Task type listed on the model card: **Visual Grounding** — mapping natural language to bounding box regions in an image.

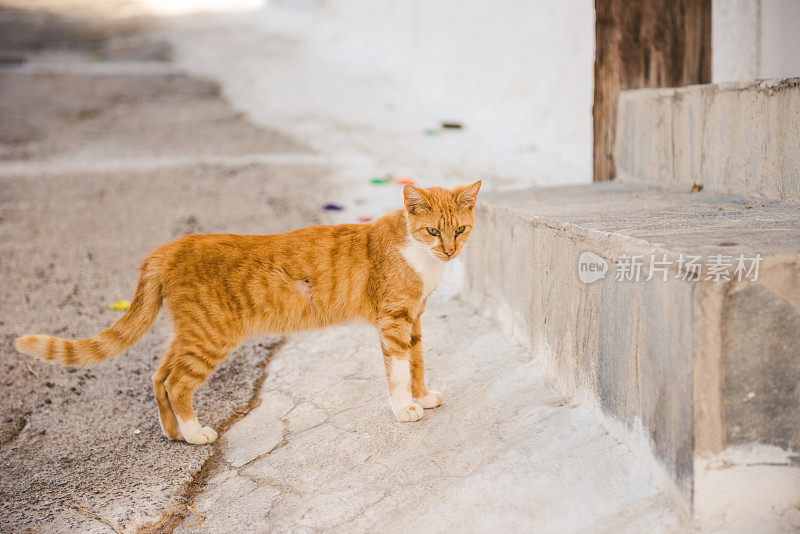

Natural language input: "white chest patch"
[399,238,445,299]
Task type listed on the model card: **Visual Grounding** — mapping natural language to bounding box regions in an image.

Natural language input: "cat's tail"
[15,255,164,366]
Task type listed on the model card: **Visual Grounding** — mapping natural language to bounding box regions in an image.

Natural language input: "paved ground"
[0,2,693,533]
[171,298,683,533]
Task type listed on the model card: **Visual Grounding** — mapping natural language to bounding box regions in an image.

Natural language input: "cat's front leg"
[410,314,443,409]
[378,310,423,422]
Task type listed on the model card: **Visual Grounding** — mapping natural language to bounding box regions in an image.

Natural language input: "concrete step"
[462,181,800,527]
[615,77,800,202]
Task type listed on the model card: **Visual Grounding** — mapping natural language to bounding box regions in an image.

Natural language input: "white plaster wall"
[713,0,800,82]
[323,0,595,182]
[759,0,800,79]
[712,0,761,81]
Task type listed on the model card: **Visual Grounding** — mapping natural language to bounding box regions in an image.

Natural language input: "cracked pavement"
[173,297,683,532]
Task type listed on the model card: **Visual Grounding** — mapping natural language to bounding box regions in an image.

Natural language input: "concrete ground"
[0,2,701,533]
[171,298,683,533]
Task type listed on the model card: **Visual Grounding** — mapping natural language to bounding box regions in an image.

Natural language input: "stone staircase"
[462,78,800,527]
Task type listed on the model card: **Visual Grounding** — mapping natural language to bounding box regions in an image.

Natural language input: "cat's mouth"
[431,251,456,261]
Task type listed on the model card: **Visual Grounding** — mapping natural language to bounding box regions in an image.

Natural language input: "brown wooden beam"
[593,0,711,182]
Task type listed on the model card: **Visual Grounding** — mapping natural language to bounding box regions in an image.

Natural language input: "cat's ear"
[404,185,431,214]
[455,180,481,209]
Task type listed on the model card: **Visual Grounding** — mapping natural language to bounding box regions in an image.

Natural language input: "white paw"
[392,402,424,422]
[416,390,443,409]
[183,426,218,445]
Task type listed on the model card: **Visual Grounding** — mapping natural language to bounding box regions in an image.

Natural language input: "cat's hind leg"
[162,337,229,444]
[153,358,181,440]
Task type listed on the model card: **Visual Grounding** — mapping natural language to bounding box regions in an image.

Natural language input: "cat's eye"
[455,226,466,235]
[426,228,440,236]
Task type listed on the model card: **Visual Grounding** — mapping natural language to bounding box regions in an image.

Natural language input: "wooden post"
[593,0,712,182]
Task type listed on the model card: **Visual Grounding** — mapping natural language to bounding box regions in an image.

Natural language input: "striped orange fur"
[15,181,481,444]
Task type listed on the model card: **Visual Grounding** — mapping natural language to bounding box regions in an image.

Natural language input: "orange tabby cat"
[16,182,480,444]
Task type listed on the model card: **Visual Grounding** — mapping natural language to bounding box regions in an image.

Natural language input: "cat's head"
[403,180,481,261]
